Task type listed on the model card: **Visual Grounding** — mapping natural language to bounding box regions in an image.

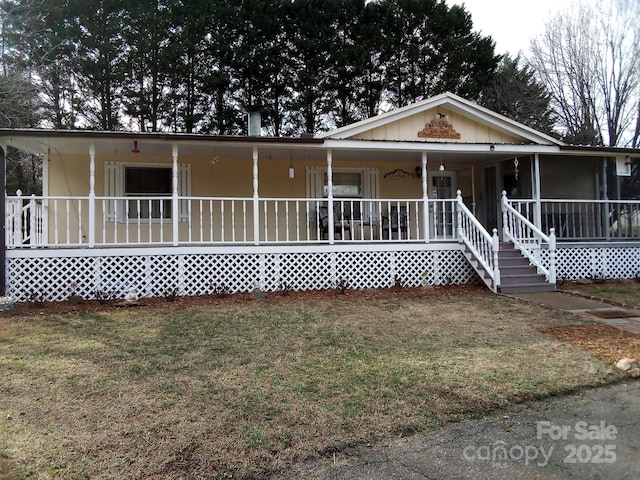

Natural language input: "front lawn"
[0,288,621,479]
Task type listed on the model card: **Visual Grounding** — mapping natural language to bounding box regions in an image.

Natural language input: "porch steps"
[461,247,497,292]
[497,242,555,294]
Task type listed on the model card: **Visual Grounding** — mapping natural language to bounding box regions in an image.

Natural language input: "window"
[104,161,191,222]
[323,171,362,198]
[125,167,172,219]
[307,167,380,222]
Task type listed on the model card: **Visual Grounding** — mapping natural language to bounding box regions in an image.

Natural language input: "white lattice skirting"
[6,245,480,302]
[7,244,639,302]
[555,245,640,280]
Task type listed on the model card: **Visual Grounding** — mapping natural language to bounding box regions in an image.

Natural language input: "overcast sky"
[446,0,596,56]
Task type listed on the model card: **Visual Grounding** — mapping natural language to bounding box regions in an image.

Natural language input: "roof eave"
[0,128,324,145]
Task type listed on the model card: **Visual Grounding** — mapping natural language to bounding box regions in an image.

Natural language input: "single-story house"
[1,92,639,302]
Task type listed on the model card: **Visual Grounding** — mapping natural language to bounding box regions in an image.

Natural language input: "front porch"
[5,192,640,302]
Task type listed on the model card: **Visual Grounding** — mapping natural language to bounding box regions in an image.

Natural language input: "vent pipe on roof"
[247,107,262,136]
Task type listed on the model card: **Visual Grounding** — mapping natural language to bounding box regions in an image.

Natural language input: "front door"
[483,165,499,231]
[428,171,457,238]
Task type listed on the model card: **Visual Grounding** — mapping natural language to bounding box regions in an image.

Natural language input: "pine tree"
[480,54,557,136]
[71,0,127,130]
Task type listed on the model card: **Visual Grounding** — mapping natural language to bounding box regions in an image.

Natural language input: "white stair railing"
[5,190,45,247]
[455,190,500,292]
[501,191,556,284]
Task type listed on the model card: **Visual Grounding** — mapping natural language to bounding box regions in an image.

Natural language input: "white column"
[42,146,49,244]
[327,149,334,244]
[253,147,260,245]
[421,152,429,243]
[88,143,96,247]
[455,189,463,241]
[172,143,179,246]
[533,153,542,230]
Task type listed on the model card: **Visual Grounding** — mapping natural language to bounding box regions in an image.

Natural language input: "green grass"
[561,279,640,307]
[0,289,622,478]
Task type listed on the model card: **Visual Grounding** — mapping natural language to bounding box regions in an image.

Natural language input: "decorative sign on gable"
[418,115,461,139]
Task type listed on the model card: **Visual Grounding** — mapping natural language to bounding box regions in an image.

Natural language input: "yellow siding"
[45,151,478,245]
[352,108,524,144]
[48,152,478,201]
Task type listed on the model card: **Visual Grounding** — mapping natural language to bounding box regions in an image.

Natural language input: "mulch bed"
[539,324,640,365]
[0,284,485,318]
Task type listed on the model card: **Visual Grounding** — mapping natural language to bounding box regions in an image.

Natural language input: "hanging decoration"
[514,157,519,181]
[289,151,295,179]
[384,168,414,179]
[131,140,140,154]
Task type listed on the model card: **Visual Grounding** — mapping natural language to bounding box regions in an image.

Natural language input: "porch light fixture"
[289,153,295,179]
[490,145,495,151]
[439,159,445,172]
[132,140,140,154]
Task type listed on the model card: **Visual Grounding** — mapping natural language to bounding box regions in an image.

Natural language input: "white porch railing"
[511,198,640,241]
[502,192,556,283]
[455,190,500,292]
[6,191,46,246]
[5,194,460,248]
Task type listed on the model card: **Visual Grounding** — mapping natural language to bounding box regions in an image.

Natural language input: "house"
[1,92,639,302]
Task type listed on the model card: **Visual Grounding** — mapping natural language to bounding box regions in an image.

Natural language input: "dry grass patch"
[0,288,622,479]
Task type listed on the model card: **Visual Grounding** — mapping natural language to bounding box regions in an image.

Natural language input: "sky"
[445,0,595,56]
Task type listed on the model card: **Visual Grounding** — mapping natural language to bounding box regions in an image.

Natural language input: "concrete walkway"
[273,291,640,480]
[511,291,640,335]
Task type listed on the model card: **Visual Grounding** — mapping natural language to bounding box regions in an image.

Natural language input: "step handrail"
[455,191,500,291]
[501,191,556,283]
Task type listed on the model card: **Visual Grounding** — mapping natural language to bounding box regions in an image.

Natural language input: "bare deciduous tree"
[528,0,640,147]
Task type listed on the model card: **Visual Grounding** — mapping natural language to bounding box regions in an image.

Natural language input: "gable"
[350,107,523,144]
[319,92,563,147]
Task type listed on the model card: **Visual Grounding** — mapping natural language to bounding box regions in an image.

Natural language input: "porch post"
[456,189,464,240]
[42,146,49,245]
[0,145,5,296]
[533,153,542,231]
[327,149,334,244]
[421,152,429,243]
[172,143,179,246]
[253,147,260,245]
[88,143,96,247]
[602,157,610,240]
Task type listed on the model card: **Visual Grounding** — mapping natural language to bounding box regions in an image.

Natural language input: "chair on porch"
[382,205,408,239]
[319,204,351,240]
